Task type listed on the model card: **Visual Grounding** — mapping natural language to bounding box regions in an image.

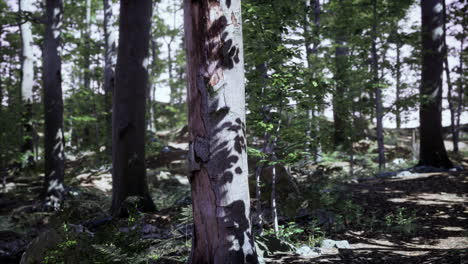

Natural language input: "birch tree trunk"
[111,0,156,216]
[419,0,452,168]
[19,0,35,167]
[43,0,65,209]
[103,0,116,157]
[184,0,258,263]
[372,0,385,170]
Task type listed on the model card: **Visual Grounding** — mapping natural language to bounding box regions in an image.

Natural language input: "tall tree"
[419,0,452,168]
[103,0,116,157]
[43,0,65,208]
[184,0,258,263]
[19,0,35,167]
[111,0,156,216]
[372,0,385,170]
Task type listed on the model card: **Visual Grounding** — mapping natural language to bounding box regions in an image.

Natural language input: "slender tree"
[43,0,65,208]
[372,0,385,170]
[103,0,116,157]
[184,0,258,263]
[19,0,35,167]
[418,0,452,168]
[111,0,156,216]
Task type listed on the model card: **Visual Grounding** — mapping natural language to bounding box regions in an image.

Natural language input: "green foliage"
[384,207,418,236]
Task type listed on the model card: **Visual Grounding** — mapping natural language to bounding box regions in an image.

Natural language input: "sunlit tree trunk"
[43,0,65,208]
[103,0,116,158]
[372,0,385,170]
[19,0,35,167]
[111,0,156,216]
[418,0,452,168]
[184,0,258,263]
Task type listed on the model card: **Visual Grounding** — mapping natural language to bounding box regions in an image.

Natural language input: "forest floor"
[268,169,468,263]
[0,130,467,263]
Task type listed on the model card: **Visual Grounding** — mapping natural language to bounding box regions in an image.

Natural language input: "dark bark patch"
[235,167,242,174]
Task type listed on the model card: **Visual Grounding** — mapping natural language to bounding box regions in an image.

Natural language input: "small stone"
[295,245,320,257]
[396,171,412,177]
[334,240,351,249]
[321,239,336,249]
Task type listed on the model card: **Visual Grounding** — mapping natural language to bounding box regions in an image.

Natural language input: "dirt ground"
[267,170,468,264]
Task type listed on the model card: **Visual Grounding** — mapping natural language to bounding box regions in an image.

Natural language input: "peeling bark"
[184,0,257,263]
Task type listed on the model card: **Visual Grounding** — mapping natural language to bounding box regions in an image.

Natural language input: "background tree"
[418,0,452,168]
[111,0,156,216]
[43,0,66,208]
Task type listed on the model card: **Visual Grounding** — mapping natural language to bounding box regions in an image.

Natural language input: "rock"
[295,245,321,257]
[392,158,406,165]
[321,239,350,249]
[0,231,26,264]
[335,240,351,249]
[321,239,336,249]
[396,171,413,177]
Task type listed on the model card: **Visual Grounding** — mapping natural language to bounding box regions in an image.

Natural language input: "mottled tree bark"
[184,0,258,263]
[43,0,65,208]
[103,0,116,158]
[372,0,385,170]
[19,0,35,167]
[419,0,452,168]
[111,0,156,216]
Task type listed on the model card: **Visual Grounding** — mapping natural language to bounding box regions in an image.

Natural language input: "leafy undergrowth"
[1,145,467,263]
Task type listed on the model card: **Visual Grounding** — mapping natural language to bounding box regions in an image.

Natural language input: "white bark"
[20,0,34,103]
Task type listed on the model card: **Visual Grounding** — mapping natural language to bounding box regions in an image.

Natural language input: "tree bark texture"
[20,0,35,166]
[111,0,156,216]
[419,0,452,168]
[103,0,116,158]
[43,0,65,208]
[184,0,258,263]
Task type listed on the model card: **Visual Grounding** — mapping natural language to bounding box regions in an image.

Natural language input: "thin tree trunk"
[19,0,35,167]
[270,100,283,236]
[372,0,385,170]
[184,1,258,263]
[454,33,464,153]
[395,31,402,131]
[111,0,156,216]
[103,0,116,158]
[83,0,91,91]
[43,0,65,208]
[419,0,452,168]
[442,0,457,153]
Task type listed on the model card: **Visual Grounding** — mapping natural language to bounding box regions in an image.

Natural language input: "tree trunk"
[419,0,452,168]
[303,0,322,161]
[454,33,464,154]
[442,0,457,153]
[395,31,402,131]
[184,1,258,263]
[103,0,116,158]
[111,0,156,216]
[19,0,35,167]
[43,0,65,208]
[333,35,348,147]
[83,0,91,91]
[372,0,385,170]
